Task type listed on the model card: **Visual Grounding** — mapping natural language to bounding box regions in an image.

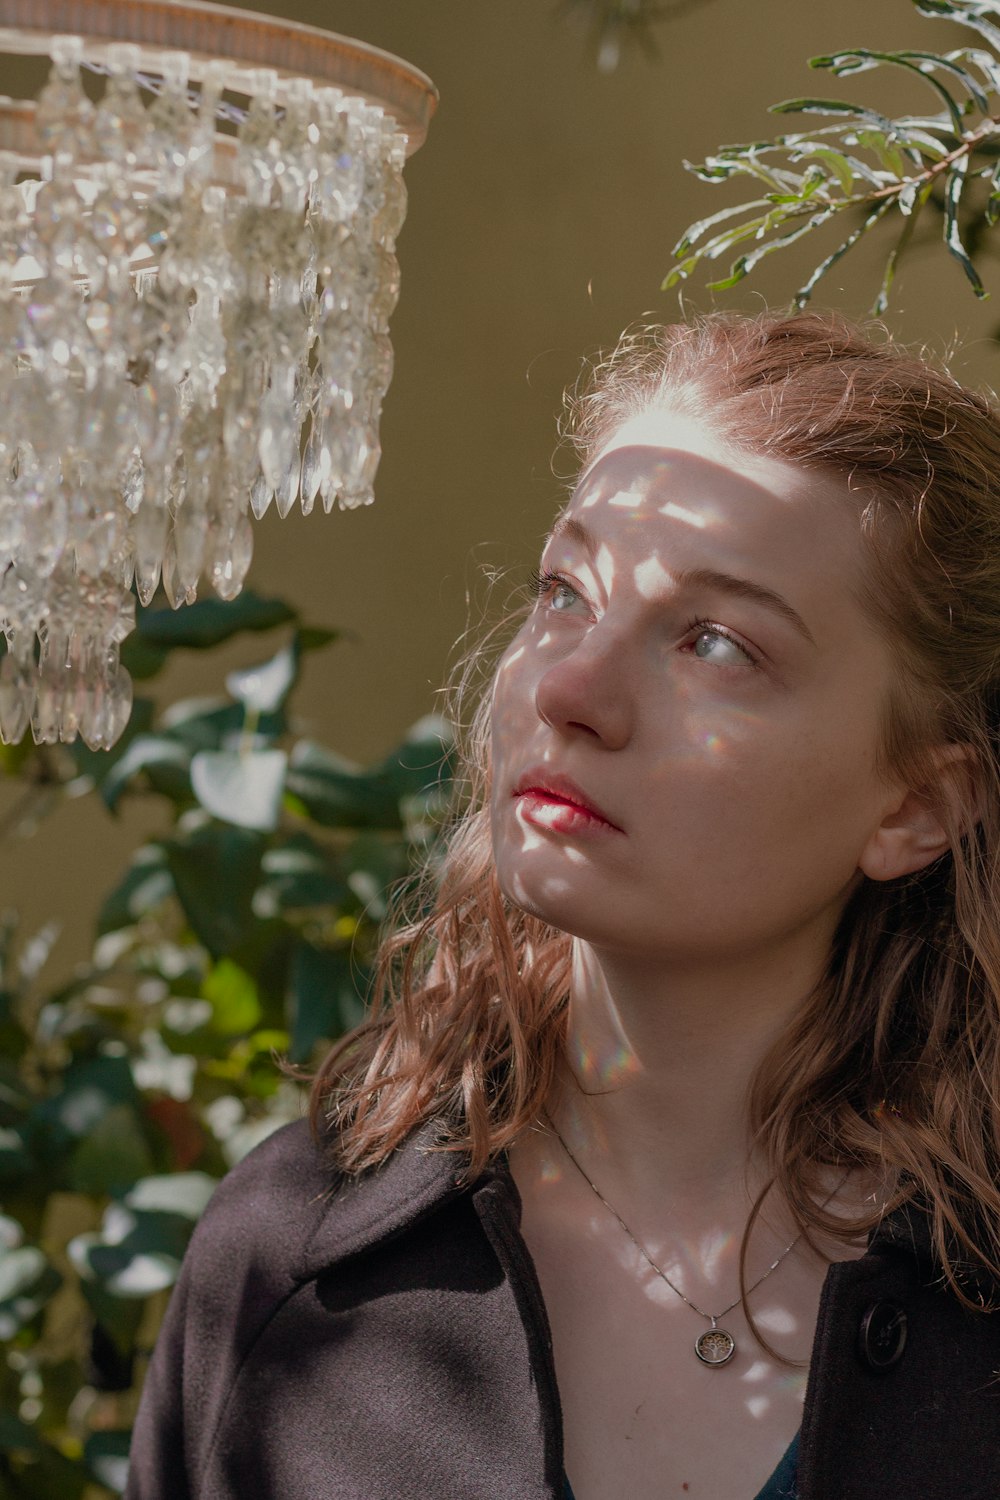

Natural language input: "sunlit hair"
[312,309,1000,1316]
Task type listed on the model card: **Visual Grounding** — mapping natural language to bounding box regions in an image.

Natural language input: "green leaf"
[345,831,408,920]
[68,1103,155,1195]
[986,159,1000,223]
[902,49,991,111]
[84,1430,132,1495]
[70,1186,210,1300]
[287,942,367,1062]
[124,1170,216,1219]
[202,958,262,1035]
[0,1243,61,1336]
[97,843,174,934]
[671,197,773,255]
[164,824,265,956]
[796,145,856,194]
[0,1433,89,1497]
[29,1054,138,1158]
[0,1124,31,1183]
[285,741,401,830]
[225,645,298,714]
[915,0,1000,53]
[0,1410,44,1453]
[872,181,932,312]
[158,696,284,752]
[378,715,455,802]
[772,97,896,132]
[708,208,837,291]
[257,834,350,912]
[819,48,966,130]
[854,129,909,176]
[99,733,192,812]
[295,625,340,653]
[792,198,894,308]
[70,1231,180,1297]
[943,158,989,295]
[190,749,288,831]
[133,590,297,651]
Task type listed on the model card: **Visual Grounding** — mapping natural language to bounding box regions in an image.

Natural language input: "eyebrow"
[547,514,817,647]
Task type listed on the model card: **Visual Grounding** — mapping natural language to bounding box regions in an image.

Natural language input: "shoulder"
[182,1113,468,1293]
[196,1117,334,1247]
[176,1117,337,1317]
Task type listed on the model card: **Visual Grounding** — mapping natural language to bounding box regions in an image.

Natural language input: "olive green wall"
[0,0,994,975]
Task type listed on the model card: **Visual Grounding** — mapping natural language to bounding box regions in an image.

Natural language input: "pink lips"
[512,771,623,835]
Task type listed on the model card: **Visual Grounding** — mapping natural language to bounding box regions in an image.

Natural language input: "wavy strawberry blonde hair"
[312,309,1000,1308]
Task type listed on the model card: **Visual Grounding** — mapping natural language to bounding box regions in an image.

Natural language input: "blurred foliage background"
[0,597,452,1495]
[5,0,1000,1493]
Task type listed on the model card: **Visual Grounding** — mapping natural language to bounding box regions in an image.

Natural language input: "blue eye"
[531,568,585,613]
[687,623,756,668]
[550,582,579,611]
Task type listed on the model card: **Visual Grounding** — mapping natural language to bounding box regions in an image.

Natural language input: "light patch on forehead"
[607,487,644,510]
[633,555,673,600]
[659,500,707,529]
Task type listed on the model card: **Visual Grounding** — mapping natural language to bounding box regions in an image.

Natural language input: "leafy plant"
[667,0,1000,311]
[0,591,453,1496]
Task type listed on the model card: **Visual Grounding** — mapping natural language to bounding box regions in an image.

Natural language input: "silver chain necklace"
[545,1116,805,1368]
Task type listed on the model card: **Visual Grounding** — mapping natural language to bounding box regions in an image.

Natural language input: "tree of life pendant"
[694,1323,736,1366]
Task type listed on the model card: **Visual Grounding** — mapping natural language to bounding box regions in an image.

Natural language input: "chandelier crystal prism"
[0,0,436,749]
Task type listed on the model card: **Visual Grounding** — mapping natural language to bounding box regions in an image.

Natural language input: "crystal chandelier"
[0,1,435,749]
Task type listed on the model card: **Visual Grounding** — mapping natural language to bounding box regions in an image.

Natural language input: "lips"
[512,770,623,833]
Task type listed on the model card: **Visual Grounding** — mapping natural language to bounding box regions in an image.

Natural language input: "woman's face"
[490,406,910,964]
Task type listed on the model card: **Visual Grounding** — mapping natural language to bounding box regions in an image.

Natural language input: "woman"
[125,311,1000,1500]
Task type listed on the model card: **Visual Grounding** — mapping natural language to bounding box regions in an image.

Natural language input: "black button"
[857,1300,908,1371]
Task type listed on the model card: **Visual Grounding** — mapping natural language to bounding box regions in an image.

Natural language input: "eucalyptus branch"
[666,0,1000,310]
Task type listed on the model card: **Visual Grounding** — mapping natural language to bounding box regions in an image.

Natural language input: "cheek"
[489,643,537,774]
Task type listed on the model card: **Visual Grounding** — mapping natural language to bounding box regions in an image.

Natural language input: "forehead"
[557,407,863,595]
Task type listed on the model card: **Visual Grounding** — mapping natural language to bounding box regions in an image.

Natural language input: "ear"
[858,744,978,883]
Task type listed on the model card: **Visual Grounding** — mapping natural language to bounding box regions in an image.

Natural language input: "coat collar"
[292,1120,493,1282]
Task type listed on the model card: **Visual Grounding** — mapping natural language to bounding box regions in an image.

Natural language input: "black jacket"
[124,1117,1000,1499]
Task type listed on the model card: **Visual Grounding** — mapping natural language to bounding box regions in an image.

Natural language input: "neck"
[552,929,832,1215]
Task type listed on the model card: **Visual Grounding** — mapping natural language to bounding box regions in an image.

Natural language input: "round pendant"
[694,1326,736,1366]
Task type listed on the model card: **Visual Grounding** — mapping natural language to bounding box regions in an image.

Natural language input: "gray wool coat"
[123,1116,1000,1500]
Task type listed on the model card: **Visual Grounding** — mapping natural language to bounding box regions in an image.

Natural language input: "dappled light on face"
[659,499,707,529]
[606,487,644,510]
[633,555,672,600]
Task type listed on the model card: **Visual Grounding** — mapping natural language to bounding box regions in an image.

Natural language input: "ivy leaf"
[97,843,174,935]
[0,1243,61,1336]
[99,734,193,812]
[164,825,265,956]
[84,1430,132,1495]
[68,1103,155,1195]
[202,958,262,1035]
[133,590,297,652]
[257,833,350,913]
[284,741,401,830]
[225,645,298,715]
[123,1171,216,1219]
[287,942,366,1062]
[190,748,288,831]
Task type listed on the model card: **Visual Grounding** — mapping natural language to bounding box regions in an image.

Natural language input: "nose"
[533,627,633,749]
